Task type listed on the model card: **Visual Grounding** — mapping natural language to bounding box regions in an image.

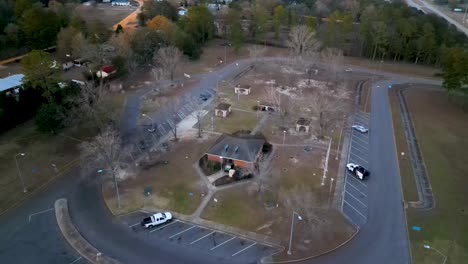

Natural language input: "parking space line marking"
[345,190,368,208]
[351,143,369,152]
[351,136,369,146]
[347,173,368,187]
[350,153,368,165]
[28,208,54,222]
[344,200,366,219]
[210,237,236,250]
[150,220,179,233]
[129,222,140,227]
[169,226,196,238]
[190,231,215,244]
[351,145,368,156]
[347,182,367,196]
[68,256,82,264]
[232,242,257,257]
[352,134,369,145]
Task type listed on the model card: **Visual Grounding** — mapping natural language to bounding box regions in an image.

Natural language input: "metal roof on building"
[0,74,24,93]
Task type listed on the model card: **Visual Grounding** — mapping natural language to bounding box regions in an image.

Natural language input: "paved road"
[405,0,468,36]
[305,80,413,264]
[0,58,441,264]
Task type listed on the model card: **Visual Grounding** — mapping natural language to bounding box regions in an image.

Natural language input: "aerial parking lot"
[119,212,280,263]
[342,111,370,228]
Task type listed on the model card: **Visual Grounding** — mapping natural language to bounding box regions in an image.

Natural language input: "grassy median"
[390,87,468,264]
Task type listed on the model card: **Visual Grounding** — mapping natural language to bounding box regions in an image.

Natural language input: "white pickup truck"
[141,212,173,228]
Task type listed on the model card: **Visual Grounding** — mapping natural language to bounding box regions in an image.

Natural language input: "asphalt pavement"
[342,111,370,229]
[0,58,442,264]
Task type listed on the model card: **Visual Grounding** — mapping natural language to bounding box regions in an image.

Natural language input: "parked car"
[344,68,353,72]
[346,163,370,180]
[199,93,211,101]
[141,212,172,228]
[352,125,369,133]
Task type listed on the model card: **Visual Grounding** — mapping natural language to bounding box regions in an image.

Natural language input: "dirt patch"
[76,4,136,29]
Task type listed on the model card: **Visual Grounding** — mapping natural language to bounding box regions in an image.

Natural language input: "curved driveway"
[0,58,441,264]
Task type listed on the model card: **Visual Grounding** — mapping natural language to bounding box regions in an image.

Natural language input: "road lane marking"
[347,181,367,197]
[28,208,54,222]
[344,200,366,219]
[169,226,196,238]
[232,242,257,257]
[149,220,179,233]
[68,256,82,264]
[190,231,215,244]
[345,190,368,208]
[210,236,236,250]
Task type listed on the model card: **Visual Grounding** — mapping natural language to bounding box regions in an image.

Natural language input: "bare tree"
[320,48,344,83]
[248,44,266,66]
[309,89,346,139]
[154,46,182,81]
[66,82,119,131]
[343,0,360,21]
[189,96,206,138]
[80,127,127,208]
[160,96,182,141]
[287,25,320,56]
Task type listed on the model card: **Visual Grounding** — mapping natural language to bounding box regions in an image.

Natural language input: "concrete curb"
[140,208,282,248]
[395,87,434,210]
[262,229,358,263]
[0,158,79,217]
[55,198,122,264]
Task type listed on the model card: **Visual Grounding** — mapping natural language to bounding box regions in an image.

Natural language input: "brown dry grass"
[202,146,354,259]
[0,121,80,213]
[345,56,439,79]
[104,136,216,215]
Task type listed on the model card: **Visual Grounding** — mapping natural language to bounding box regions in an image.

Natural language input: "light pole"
[423,245,447,264]
[141,114,154,130]
[287,211,303,255]
[321,137,332,186]
[335,126,344,160]
[14,153,27,193]
[463,4,468,24]
[328,178,335,206]
[98,169,121,209]
[211,115,214,131]
[282,130,287,145]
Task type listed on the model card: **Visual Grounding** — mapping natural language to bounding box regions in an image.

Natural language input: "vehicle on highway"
[344,68,353,72]
[141,212,172,228]
[352,125,369,133]
[346,163,370,180]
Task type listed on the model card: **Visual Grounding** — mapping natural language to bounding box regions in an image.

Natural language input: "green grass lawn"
[390,88,468,264]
